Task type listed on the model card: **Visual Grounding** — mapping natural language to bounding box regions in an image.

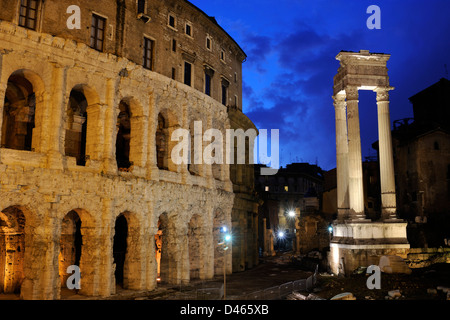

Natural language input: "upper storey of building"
[0,0,246,110]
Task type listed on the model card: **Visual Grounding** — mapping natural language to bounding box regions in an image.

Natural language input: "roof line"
[183,0,247,60]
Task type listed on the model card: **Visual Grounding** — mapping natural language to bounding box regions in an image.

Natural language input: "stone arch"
[112,211,144,289]
[116,101,132,170]
[115,97,147,171]
[155,211,182,284]
[59,210,82,288]
[0,206,26,294]
[58,208,98,296]
[156,108,179,172]
[1,69,45,151]
[64,84,101,166]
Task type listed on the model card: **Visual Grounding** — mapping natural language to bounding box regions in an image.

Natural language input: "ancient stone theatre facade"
[0,0,255,299]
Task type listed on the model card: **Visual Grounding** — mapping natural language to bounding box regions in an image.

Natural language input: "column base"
[345,218,372,223]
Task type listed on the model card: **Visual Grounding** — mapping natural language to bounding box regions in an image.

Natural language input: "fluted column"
[333,93,349,221]
[375,87,397,220]
[345,86,366,220]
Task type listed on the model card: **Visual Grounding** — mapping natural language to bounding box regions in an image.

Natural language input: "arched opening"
[116,101,132,171]
[0,206,26,294]
[156,113,168,170]
[59,210,82,288]
[113,214,128,288]
[434,141,440,150]
[1,72,36,151]
[155,219,162,282]
[156,213,172,284]
[188,214,203,280]
[65,87,88,166]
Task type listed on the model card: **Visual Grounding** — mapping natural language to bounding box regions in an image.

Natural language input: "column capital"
[345,86,359,100]
[333,93,346,109]
[374,86,394,102]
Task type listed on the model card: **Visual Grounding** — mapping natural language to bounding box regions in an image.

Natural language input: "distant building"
[255,163,325,255]
[388,78,450,247]
[322,160,381,220]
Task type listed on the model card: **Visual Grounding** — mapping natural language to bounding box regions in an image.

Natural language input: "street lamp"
[219,226,231,300]
[288,210,296,218]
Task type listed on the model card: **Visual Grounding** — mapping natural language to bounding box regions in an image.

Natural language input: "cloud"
[242,24,370,169]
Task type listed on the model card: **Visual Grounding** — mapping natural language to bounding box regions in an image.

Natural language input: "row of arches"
[1,69,226,179]
[0,205,229,297]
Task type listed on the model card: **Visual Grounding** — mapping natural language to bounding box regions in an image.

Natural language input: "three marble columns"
[333,86,397,221]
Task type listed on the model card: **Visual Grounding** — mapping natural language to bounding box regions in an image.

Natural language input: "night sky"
[189,0,450,171]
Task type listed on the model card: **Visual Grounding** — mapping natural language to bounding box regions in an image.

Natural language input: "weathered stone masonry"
[0,0,251,299]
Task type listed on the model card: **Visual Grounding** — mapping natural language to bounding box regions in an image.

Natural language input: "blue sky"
[190,0,450,171]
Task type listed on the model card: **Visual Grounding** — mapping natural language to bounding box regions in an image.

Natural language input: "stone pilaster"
[85,103,106,164]
[345,86,366,220]
[46,65,66,169]
[375,87,398,220]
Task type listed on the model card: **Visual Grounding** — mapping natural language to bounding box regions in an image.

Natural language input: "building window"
[184,62,192,86]
[18,0,39,30]
[172,39,177,52]
[204,66,214,97]
[90,14,106,51]
[168,14,176,29]
[220,50,225,62]
[171,67,176,80]
[185,22,192,37]
[143,37,154,70]
[205,73,211,96]
[434,141,440,150]
[206,37,211,50]
[221,78,229,105]
[265,186,269,192]
[234,95,238,107]
[284,186,289,192]
[137,0,146,14]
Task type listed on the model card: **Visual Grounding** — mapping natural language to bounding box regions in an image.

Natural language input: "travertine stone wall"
[0,18,235,299]
[0,0,245,111]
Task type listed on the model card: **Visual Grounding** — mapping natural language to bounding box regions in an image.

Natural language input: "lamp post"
[219,226,231,300]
